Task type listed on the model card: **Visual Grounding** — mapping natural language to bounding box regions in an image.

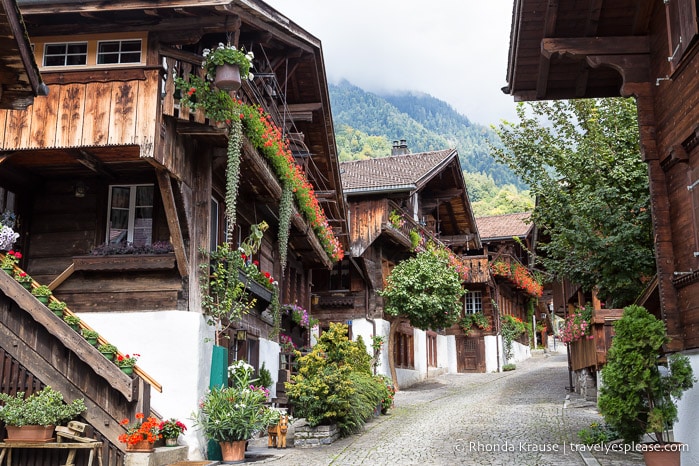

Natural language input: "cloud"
[263,0,518,126]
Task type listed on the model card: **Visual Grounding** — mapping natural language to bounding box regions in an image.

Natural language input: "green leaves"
[492,98,654,307]
[379,247,464,330]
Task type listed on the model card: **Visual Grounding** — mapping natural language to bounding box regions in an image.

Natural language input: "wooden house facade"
[476,212,544,368]
[506,0,699,459]
[0,0,344,462]
[311,147,485,385]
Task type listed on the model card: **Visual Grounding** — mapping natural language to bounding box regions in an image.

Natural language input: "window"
[465,291,483,315]
[665,0,699,70]
[426,332,437,367]
[97,39,142,64]
[43,42,87,67]
[329,259,350,290]
[394,327,414,369]
[107,185,154,246]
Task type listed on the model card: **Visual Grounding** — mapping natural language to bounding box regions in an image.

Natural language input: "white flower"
[246,51,254,60]
[202,48,211,57]
[248,73,254,80]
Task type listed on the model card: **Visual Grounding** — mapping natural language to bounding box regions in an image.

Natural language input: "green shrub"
[503,363,516,371]
[342,372,384,435]
[257,362,273,389]
[285,323,380,433]
[577,422,618,445]
[598,305,695,443]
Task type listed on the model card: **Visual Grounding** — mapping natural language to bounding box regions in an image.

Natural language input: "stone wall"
[294,422,339,448]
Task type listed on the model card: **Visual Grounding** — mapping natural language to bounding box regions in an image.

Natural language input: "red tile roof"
[341,149,456,192]
[476,212,533,240]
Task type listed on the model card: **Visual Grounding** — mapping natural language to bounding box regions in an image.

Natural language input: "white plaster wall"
[396,368,421,388]
[446,335,457,374]
[484,335,501,373]
[258,339,280,399]
[674,350,699,466]
[507,340,531,364]
[350,318,391,377]
[413,328,427,377]
[80,310,212,460]
[436,335,449,371]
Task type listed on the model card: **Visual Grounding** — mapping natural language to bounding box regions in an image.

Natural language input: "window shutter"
[667,0,699,69]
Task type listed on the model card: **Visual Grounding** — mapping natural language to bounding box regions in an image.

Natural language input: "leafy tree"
[491,98,654,307]
[378,246,465,389]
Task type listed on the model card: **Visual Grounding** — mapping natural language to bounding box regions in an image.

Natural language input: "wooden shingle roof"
[341,149,456,193]
[476,212,532,241]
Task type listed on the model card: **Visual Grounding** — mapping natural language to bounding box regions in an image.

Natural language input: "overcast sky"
[263,0,518,127]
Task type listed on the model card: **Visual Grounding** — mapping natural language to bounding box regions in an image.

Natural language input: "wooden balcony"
[568,308,623,371]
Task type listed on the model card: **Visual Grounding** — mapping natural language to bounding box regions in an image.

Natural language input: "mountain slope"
[328,80,522,188]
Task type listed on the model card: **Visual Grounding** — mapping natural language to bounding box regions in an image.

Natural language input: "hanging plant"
[226,119,243,236]
[278,181,293,270]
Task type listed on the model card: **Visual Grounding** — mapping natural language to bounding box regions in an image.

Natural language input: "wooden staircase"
[0,265,158,466]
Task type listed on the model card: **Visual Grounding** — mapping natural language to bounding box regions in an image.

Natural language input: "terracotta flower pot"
[219,440,245,462]
[4,425,55,443]
[641,443,682,466]
[126,439,154,452]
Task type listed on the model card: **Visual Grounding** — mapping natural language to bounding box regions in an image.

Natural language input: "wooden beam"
[541,36,649,59]
[156,169,189,278]
[535,0,559,99]
[47,263,74,291]
[73,149,117,179]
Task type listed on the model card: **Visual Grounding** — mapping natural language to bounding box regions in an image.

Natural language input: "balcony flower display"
[490,259,543,297]
[560,306,593,344]
[202,43,254,84]
[175,63,343,265]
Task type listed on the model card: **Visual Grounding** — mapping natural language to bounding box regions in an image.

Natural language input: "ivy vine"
[278,181,293,271]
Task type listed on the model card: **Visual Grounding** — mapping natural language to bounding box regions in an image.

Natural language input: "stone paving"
[246,353,644,466]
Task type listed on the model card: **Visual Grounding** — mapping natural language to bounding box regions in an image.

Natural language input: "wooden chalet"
[476,212,544,369]
[506,0,699,454]
[311,146,483,386]
[0,0,344,462]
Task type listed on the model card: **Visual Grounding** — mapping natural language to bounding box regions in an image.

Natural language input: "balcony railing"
[384,200,443,250]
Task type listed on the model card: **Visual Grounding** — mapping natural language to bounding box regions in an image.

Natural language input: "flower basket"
[214,64,242,92]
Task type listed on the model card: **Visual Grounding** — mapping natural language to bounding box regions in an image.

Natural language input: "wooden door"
[456,335,485,373]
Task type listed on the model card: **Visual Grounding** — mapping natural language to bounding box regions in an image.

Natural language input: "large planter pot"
[219,440,246,463]
[641,443,682,466]
[126,439,154,452]
[4,425,55,443]
[214,64,242,91]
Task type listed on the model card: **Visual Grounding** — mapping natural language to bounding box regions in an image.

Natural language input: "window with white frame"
[43,42,88,67]
[107,185,154,246]
[465,290,482,315]
[97,39,142,64]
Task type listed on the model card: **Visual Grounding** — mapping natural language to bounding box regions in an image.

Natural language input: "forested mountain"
[329,80,523,189]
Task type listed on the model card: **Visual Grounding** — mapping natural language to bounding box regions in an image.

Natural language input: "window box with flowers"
[73,241,175,272]
[118,413,162,452]
[115,353,140,376]
[490,259,543,297]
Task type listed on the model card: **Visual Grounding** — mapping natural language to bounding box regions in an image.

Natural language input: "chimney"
[391,139,410,156]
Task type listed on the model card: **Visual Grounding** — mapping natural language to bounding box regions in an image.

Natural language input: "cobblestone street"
[249,353,644,465]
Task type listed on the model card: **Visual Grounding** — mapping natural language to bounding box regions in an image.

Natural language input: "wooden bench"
[0,422,103,466]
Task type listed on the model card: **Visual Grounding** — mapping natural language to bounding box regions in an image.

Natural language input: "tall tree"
[491,98,654,307]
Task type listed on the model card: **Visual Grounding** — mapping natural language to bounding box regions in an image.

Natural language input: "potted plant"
[598,305,695,466]
[31,285,52,305]
[0,386,86,442]
[63,315,81,332]
[1,250,21,273]
[202,43,254,91]
[115,353,140,376]
[195,360,275,462]
[97,343,118,361]
[48,300,67,318]
[81,329,99,346]
[13,270,32,289]
[118,412,162,452]
[158,418,187,446]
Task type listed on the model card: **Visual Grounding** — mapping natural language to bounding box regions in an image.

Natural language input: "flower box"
[72,253,176,272]
[237,269,272,309]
